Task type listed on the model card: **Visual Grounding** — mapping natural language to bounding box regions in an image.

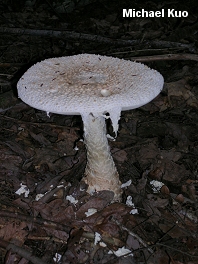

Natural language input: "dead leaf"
[148,167,164,181]
[0,221,27,244]
[5,140,30,159]
[135,141,160,168]
[76,194,113,219]
[160,185,170,195]
[165,79,198,108]
[181,179,197,200]
[43,227,69,241]
[112,148,128,162]
[29,131,51,146]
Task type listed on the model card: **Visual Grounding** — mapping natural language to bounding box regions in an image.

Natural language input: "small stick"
[0,27,195,51]
[112,217,154,254]
[129,53,198,62]
[0,210,71,233]
[0,238,47,264]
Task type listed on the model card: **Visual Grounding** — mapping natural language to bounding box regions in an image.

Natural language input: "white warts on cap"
[100,89,111,97]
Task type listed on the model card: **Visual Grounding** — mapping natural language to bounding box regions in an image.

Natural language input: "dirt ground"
[0,0,198,263]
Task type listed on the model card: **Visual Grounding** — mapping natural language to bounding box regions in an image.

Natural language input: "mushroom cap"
[17,54,164,115]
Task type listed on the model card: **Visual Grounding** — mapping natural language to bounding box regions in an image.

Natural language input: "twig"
[129,53,198,62]
[0,238,47,264]
[0,210,71,233]
[0,113,79,130]
[0,27,138,46]
[112,217,154,254]
[0,27,195,52]
[82,231,123,247]
[156,242,198,258]
[27,235,67,244]
[0,63,25,67]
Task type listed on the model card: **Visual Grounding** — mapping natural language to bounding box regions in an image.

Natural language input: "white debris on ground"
[108,246,133,257]
[106,134,115,141]
[35,182,71,201]
[130,208,139,215]
[94,232,101,245]
[126,196,138,215]
[35,193,44,201]
[99,242,107,247]
[94,232,107,247]
[66,195,78,205]
[80,185,86,191]
[121,179,132,188]
[15,183,30,198]
[74,145,79,150]
[85,208,97,217]
[56,184,64,188]
[150,180,164,193]
[53,253,62,262]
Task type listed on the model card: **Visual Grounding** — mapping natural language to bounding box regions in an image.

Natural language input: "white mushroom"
[17,54,164,202]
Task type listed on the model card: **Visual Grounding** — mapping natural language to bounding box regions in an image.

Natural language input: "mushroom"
[17,54,164,202]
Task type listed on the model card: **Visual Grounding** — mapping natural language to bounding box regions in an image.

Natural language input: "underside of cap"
[17,54,164,117]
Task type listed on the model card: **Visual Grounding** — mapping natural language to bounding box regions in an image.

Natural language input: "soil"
[0,0,198,263]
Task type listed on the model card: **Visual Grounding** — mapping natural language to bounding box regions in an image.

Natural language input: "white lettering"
[168,9,188,17]
[155,11,161,17]
[123,9,132,17]
[142,9,147,17]
[182,11,188,17]
[136,11,141,17]
[168,9,175,17]
[123,9,188,18]
[149,11,155,17]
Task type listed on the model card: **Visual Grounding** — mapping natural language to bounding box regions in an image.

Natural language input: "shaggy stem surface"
[82,113,122,201]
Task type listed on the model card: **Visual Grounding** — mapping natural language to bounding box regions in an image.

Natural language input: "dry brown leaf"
[148,167,164,181]
[166,79,198,108]
[175,194,185,203]
[32,199,75,224]
[95,222,125,243]
[0,221,27,244]
[135,141,160,168]
[112,148,128,162]
[29,131,51,146]
[147,194,169,208]
[147,248,169,264]
[76,191,114,219]
[160,185,170,195]
[161,159,189,183]
[181,179,197,200]
[43,227,69,241]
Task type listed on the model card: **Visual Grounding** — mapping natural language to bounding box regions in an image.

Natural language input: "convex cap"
[17,54,164,132]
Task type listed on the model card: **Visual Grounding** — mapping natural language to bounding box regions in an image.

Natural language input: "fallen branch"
[111,217,154,254]
[0,210,71,233]
[0,238,47,264]
[0,27,138,46]
[0,113,80,131]
[129,53,198,62]
[156,242,198,258]
[0,27,195,52]
[0,63,25,67]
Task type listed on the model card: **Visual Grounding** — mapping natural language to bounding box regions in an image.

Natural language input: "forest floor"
[0,0,198,263]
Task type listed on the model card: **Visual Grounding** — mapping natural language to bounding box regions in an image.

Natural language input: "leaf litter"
[0,70,198,263]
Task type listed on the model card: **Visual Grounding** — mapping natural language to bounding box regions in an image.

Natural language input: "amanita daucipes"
[17,54,164,201]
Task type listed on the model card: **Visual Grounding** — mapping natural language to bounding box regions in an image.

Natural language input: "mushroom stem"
[81,113,122,201]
